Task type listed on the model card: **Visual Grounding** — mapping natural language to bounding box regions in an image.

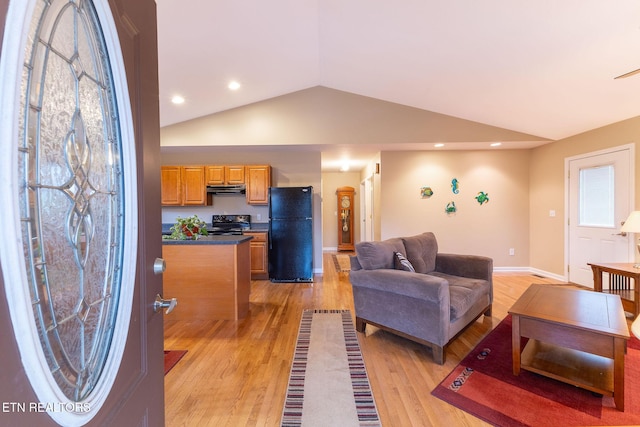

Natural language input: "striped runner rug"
[332,253,352,273]
[281,309,381,426]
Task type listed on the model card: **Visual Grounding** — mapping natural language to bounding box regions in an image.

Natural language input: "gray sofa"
[349,232,493,364]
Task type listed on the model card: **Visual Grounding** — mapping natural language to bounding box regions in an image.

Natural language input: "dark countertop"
[161,223,269,234]
[162,235,253,245]
[248,223,269,231]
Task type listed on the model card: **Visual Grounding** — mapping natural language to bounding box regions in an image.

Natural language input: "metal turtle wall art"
[475,191,489,205]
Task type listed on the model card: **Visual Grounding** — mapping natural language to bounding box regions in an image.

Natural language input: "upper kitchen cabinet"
[161,166,206,206]
[161,166,181,205]
[245,165,271,205]
[206,165,245,185]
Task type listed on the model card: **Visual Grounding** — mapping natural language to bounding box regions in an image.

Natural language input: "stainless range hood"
[206,184,246,194]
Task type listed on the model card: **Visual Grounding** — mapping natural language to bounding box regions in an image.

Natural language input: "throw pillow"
[394,251,415,272]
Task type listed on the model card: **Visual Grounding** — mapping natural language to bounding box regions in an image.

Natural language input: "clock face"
[341,196,351,208]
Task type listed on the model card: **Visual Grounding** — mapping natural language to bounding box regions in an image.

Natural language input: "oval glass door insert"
[0,0,138,423]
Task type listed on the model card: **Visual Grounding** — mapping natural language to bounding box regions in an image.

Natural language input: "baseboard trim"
[493,266,530,273]
[493,266,567,282]
[318,255,567,281]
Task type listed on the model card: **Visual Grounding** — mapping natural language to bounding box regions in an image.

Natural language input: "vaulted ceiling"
[157,0,640,168]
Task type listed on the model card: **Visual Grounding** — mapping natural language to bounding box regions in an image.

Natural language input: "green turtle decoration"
[475,191,489,205]
[421,187,434,198]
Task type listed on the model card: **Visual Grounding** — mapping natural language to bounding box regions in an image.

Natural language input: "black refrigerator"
[268,186,313,282]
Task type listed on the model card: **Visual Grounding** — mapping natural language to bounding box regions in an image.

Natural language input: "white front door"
[0,1,165,425]
[567,145,635,287]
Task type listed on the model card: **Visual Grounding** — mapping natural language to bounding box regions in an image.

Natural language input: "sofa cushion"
[402,232,438,273]
[393,251,415,272]
[355,238,405,270]
[429,272,490,320]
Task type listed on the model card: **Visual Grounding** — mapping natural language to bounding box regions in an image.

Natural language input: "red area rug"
[164,350,187,375]
[432,315,640,426]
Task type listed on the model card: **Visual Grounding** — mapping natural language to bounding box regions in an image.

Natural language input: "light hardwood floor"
[164,253,567,426]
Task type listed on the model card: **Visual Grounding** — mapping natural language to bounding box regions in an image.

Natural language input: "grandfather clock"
[336,186,355,251]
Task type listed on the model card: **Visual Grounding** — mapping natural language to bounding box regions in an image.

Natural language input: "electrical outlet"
[257,214,262,221]
[509,248,515,256]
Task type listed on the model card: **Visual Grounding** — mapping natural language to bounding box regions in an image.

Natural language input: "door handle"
[613,231,628,237]
[154,294,177,314]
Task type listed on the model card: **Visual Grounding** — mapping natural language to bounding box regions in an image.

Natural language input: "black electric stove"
[210,214,250,235]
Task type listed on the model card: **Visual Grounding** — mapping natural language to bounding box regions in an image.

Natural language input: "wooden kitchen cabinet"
[226,165,245,184]
[160,166,182,205]
[206,166,224,185]
[244,231,268,279]
[161,165,206,206]
[162,164,270,206]
[182,166,207,205]
[162,239,251,320]
[206,165,245,185]
[245,165,271,205]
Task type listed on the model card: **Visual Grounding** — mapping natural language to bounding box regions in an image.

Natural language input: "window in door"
[579,165,614,228]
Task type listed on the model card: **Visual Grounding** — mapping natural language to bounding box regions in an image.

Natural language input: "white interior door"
[360,175,374,242]
[567,145,634,287]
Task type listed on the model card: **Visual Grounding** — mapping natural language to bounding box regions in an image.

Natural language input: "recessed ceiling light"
[434,143,445,148]
[228,81,241,91]
[490,142,502,147]
[171,95,185,105]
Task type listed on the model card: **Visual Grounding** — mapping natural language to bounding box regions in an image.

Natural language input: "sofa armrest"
[350,255,362,271]
[435,253,493,282]
[349,269,448,303]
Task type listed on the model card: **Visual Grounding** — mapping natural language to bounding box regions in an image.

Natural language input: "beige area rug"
[281,309,381,427]
[332,253,352,273]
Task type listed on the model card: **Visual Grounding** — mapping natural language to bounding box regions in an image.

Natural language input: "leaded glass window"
[20,0,124,401]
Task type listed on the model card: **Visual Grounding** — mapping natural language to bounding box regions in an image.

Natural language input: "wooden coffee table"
[509,284,630,411]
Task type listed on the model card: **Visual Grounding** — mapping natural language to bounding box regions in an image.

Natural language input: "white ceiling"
[157,0,640,170]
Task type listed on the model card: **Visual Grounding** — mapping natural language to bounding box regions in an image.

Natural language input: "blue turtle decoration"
[451,178,459,194]
[475,191,489,205]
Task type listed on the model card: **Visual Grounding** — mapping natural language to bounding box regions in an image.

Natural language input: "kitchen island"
[162,235,253,320]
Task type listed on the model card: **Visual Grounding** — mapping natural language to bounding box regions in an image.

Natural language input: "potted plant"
[165,215,209,240]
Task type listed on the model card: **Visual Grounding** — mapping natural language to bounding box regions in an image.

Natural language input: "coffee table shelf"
[521,339,614,396]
